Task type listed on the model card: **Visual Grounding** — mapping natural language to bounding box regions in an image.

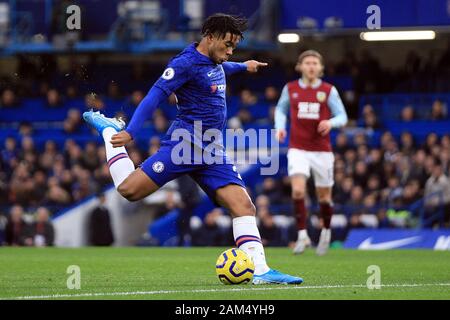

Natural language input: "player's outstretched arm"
[222,60,268,75]
[244,60,268,73]
[111,86,167,148]
[112,57,192,147]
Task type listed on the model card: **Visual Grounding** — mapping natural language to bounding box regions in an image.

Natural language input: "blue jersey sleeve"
[328,86,348,128]
[222,62,247,76]
[274,85,290,130]
[154,57,192,96]
[125,86,167,139]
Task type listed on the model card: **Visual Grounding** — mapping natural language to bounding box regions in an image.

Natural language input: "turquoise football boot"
[252,269,304,285]
[82,110,125,134]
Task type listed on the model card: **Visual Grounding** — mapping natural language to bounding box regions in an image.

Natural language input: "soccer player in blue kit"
[83,14,303,284]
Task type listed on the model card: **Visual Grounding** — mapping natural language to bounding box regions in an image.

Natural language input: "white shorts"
[287,148,335,187]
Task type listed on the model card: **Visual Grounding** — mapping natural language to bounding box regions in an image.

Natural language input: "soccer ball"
[215,248,255,285]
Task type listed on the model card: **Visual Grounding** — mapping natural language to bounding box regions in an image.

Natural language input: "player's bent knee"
[117,183,140,202]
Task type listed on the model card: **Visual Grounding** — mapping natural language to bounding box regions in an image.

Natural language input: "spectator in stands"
[348,185,364,214]
[334,176,354,205]
[88,193,114,246]
[402,179,422,206]
[46,88,63,108]
[423,133,439,155]
[130,90,145,108]
[0,89,19,108]
[366,175,381,198]
[46,176,72,207]
[1,137,18,170]
[400,132,415,156]
[424,158,450,226]
[31,207,55,246]
[4,205,33,246]
[429,100,447,120]
[84,93,105,110]
[367,148,384,177]
[31,170,48,205]
[335,133,350,155]
[401,105,415,122]
[153,109,169,133]
[66,85,79,99]
[64,139,82,166]
[72,169,99,202]
[259,177,283,205]
[361,104,381,129]
[192,208,231,246]
[18,122,34,136]
[107,82,121,100]
[258,206,282,247]
[9,162,35,207]
[353,160,368,188]
[382,176,403,207]
[343,149,357,175]
[353,132,368,147]
[356,144,369,162]
[239,88,258,107]
[63,108,82,133]
[410,149,428,186]
[39,140,58,172]
[81,142,100,171]
[264,86,279,105]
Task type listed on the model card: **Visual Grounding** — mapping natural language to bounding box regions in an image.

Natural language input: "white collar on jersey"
[298,78,322,89]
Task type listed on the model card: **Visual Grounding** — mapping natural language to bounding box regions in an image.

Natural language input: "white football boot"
[316,228,331,256]
[293,230,311,255]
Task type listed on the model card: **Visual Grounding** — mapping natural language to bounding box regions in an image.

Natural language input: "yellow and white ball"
[215,248,255,285]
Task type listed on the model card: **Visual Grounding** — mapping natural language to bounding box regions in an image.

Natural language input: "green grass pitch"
[0,247,449,300]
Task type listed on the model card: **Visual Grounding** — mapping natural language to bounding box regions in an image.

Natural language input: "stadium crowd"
[1,50,450,246]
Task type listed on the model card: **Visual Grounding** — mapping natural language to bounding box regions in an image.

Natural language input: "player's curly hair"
[201,13,248,40]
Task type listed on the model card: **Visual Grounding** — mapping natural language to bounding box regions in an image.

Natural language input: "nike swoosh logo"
[358,236,422,250]
[207,71,214,77]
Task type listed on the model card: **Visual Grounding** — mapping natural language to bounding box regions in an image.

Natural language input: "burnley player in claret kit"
[275,50,348,255]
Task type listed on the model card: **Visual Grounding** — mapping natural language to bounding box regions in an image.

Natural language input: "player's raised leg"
[291,174,311,254]
[315,186,333,256]
[83,110,159,201]
[216,184,303,285]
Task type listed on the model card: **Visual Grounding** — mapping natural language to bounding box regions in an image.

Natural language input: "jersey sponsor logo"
[211,84,226,93]
[316,91,327,102]
[152,161,165,173]
[297,102,321,120]
[162,68,175,80]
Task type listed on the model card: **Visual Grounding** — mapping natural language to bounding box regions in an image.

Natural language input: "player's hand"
[317,120,332,136]
[111,130,132,148]
[244,60,268,73]
[275,129,287,143]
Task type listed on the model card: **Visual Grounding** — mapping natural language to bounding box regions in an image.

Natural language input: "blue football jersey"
[154,44,229,143]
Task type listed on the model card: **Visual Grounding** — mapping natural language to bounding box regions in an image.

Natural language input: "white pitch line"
[2,283,450,300]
